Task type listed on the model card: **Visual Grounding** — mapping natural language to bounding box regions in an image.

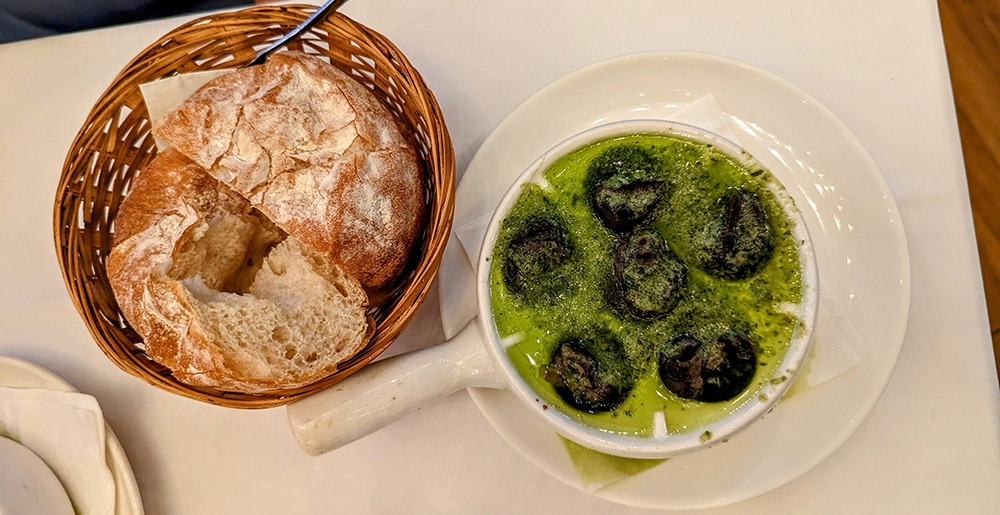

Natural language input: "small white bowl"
[0,436,75,515]
[476,119,819,458]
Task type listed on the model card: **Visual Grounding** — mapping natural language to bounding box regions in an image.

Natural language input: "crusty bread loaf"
[107,148,372,393]
[153,51,425,291]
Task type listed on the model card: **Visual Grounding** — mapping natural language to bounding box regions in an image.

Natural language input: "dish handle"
[286,320,503,455]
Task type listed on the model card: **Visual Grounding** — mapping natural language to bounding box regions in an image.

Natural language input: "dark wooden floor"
[938,0,1000,380]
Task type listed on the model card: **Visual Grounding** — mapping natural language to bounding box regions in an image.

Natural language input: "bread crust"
[154,51,425,291]
[108,148,372,393]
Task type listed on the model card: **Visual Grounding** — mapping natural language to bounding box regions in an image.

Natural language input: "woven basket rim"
[54,5,455,408]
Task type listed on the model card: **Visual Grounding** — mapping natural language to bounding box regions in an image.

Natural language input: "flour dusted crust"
[107,148,372,393]
[153,51,426,291]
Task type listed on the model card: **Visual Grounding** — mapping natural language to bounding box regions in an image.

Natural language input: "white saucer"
[0,436,74,515]
[0,356,144,515]
[446,51,910,509]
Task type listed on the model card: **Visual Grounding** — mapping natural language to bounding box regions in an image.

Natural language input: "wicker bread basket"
[54,5,455,408]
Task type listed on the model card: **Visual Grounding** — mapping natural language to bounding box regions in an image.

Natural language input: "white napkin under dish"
[0,387,116,515]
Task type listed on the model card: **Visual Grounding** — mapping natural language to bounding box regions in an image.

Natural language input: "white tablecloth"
[1,1,998,513]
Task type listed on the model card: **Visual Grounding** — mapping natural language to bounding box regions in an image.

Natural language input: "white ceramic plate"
[0,356,144,515]
[0,436,75,514]
[448,51,910,509]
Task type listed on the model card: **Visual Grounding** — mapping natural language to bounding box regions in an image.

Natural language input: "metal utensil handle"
[245,0,351,67]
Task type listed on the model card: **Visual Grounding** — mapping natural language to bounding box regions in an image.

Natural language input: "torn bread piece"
[153,51,426,292]
[107,148,372,393]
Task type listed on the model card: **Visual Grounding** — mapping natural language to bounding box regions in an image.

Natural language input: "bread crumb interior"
[168,208,286,294]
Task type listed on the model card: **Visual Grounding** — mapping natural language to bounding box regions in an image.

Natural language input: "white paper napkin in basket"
[140,69,234,150]
[442,94,867,394]
[0,387,116,515]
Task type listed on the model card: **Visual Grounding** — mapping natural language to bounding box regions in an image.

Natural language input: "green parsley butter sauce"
[489,132,803,437]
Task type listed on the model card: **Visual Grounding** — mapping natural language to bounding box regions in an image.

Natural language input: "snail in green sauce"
[610,227,687,318]
[500,214,575,304]
[588,144,666,233]
[541,331,637,413]
[689,189,774,280]
[658,331,757,402]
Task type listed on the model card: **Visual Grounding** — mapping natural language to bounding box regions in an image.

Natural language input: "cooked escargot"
[501,215,575,304]
[689,189,773,280]
[542,333,636,412]
[658,331,757,402]
[588,144,666,233]
[611,227,687,318]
